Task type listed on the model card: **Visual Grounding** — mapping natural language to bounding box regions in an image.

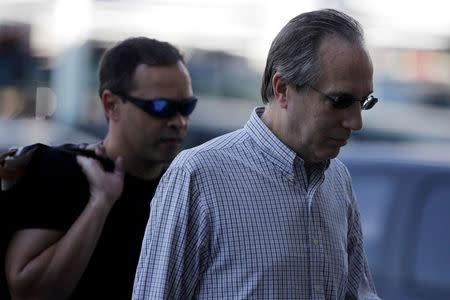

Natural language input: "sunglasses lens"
[181,98,198,116]
[150,98,197,117]
[361,97,378,110]
[334,96,354,109]
[151,100,176,117]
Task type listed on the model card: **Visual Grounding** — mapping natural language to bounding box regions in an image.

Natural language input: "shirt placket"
[306,168,326,300]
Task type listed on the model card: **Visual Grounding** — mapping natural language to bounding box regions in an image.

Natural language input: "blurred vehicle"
[375,79,450,108]
[341,142,450,300]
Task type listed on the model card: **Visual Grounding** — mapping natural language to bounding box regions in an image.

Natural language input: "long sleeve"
[346,192,381,300]
[132,165,210,299]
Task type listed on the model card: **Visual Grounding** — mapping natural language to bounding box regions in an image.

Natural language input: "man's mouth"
[160,137,183,146]
[329,137,348,146]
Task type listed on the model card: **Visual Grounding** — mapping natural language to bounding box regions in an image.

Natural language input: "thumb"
[76,155,92,173]
[76,155,102,179]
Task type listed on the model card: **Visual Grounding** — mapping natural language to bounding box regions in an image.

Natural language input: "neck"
[262,104,312,182]
[261,103,289,148]
[260,104,277,132]
[102,134,163,180]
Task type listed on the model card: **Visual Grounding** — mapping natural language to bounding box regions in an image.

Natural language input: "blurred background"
[0,0,449,299]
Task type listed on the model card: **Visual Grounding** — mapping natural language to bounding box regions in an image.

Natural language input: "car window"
[351,173,395,270]
[414,180,450,287]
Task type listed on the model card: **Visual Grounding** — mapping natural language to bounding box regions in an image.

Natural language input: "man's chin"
[317,147,341,161]
[159,148,181,162]
[329,148,341,159]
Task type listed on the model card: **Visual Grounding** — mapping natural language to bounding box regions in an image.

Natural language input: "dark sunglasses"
[306,85,378,110]
[115,92,198,118]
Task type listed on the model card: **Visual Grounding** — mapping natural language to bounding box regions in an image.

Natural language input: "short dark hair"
[261,9,364,104]
[98,37,184,98]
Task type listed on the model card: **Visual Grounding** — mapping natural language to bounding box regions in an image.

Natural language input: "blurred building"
[0,23,37,118]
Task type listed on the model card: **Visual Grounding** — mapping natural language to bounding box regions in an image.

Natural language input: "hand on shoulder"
[76,155,124,209]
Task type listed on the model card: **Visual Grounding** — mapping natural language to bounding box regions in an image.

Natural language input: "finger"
[85,141,102,151]
[76,155,91,172]
[95,148,107,159]
[76,156,103,178]
[94,143,108,159]
[86,141,107,159]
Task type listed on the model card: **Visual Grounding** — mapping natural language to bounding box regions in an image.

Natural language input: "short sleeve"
[7,146,90,232]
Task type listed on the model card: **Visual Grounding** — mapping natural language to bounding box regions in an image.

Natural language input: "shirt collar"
[244,106,330,174]
[244,106,297,174]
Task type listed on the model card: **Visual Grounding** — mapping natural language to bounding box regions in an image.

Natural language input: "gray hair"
[261,9,364,104]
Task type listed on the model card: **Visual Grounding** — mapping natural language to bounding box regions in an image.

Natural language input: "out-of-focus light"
[350,0,449,49]
[51,0,92,53]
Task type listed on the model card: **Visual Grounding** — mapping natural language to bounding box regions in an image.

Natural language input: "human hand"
[79,141,108,159]
[76,155,124,209]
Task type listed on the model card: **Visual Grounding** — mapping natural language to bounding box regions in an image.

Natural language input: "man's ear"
[101,90,121,121]
[272,72,288,109]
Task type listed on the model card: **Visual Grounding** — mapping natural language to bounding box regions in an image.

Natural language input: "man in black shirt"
[3,37,197,299]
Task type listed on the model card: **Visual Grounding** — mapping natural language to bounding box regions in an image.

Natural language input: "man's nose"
[341,103,363,131]
[167,112,188,129]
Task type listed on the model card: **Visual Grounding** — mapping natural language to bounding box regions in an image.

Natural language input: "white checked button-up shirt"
[133,107,380,300]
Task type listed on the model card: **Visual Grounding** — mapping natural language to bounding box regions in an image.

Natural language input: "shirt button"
[313,239,318,245]
[287,174,294,181]
[315,285,321,293]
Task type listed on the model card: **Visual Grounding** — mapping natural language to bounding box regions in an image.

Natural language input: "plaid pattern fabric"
[133,107,380,300]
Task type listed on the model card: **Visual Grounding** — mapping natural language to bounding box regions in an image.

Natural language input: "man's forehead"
[133,62,190,85]
[313,36,373,97]
[318,37,372,76]
[131,61,192,98]
[135,61,187,76]
[319,36,366,60]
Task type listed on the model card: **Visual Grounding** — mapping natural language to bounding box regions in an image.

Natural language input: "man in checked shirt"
[130,9,381,300]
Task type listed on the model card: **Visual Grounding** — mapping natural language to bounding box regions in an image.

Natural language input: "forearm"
[6,197,113,300]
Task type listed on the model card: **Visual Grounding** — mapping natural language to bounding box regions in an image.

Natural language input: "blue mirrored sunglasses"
[115,92,198,118]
